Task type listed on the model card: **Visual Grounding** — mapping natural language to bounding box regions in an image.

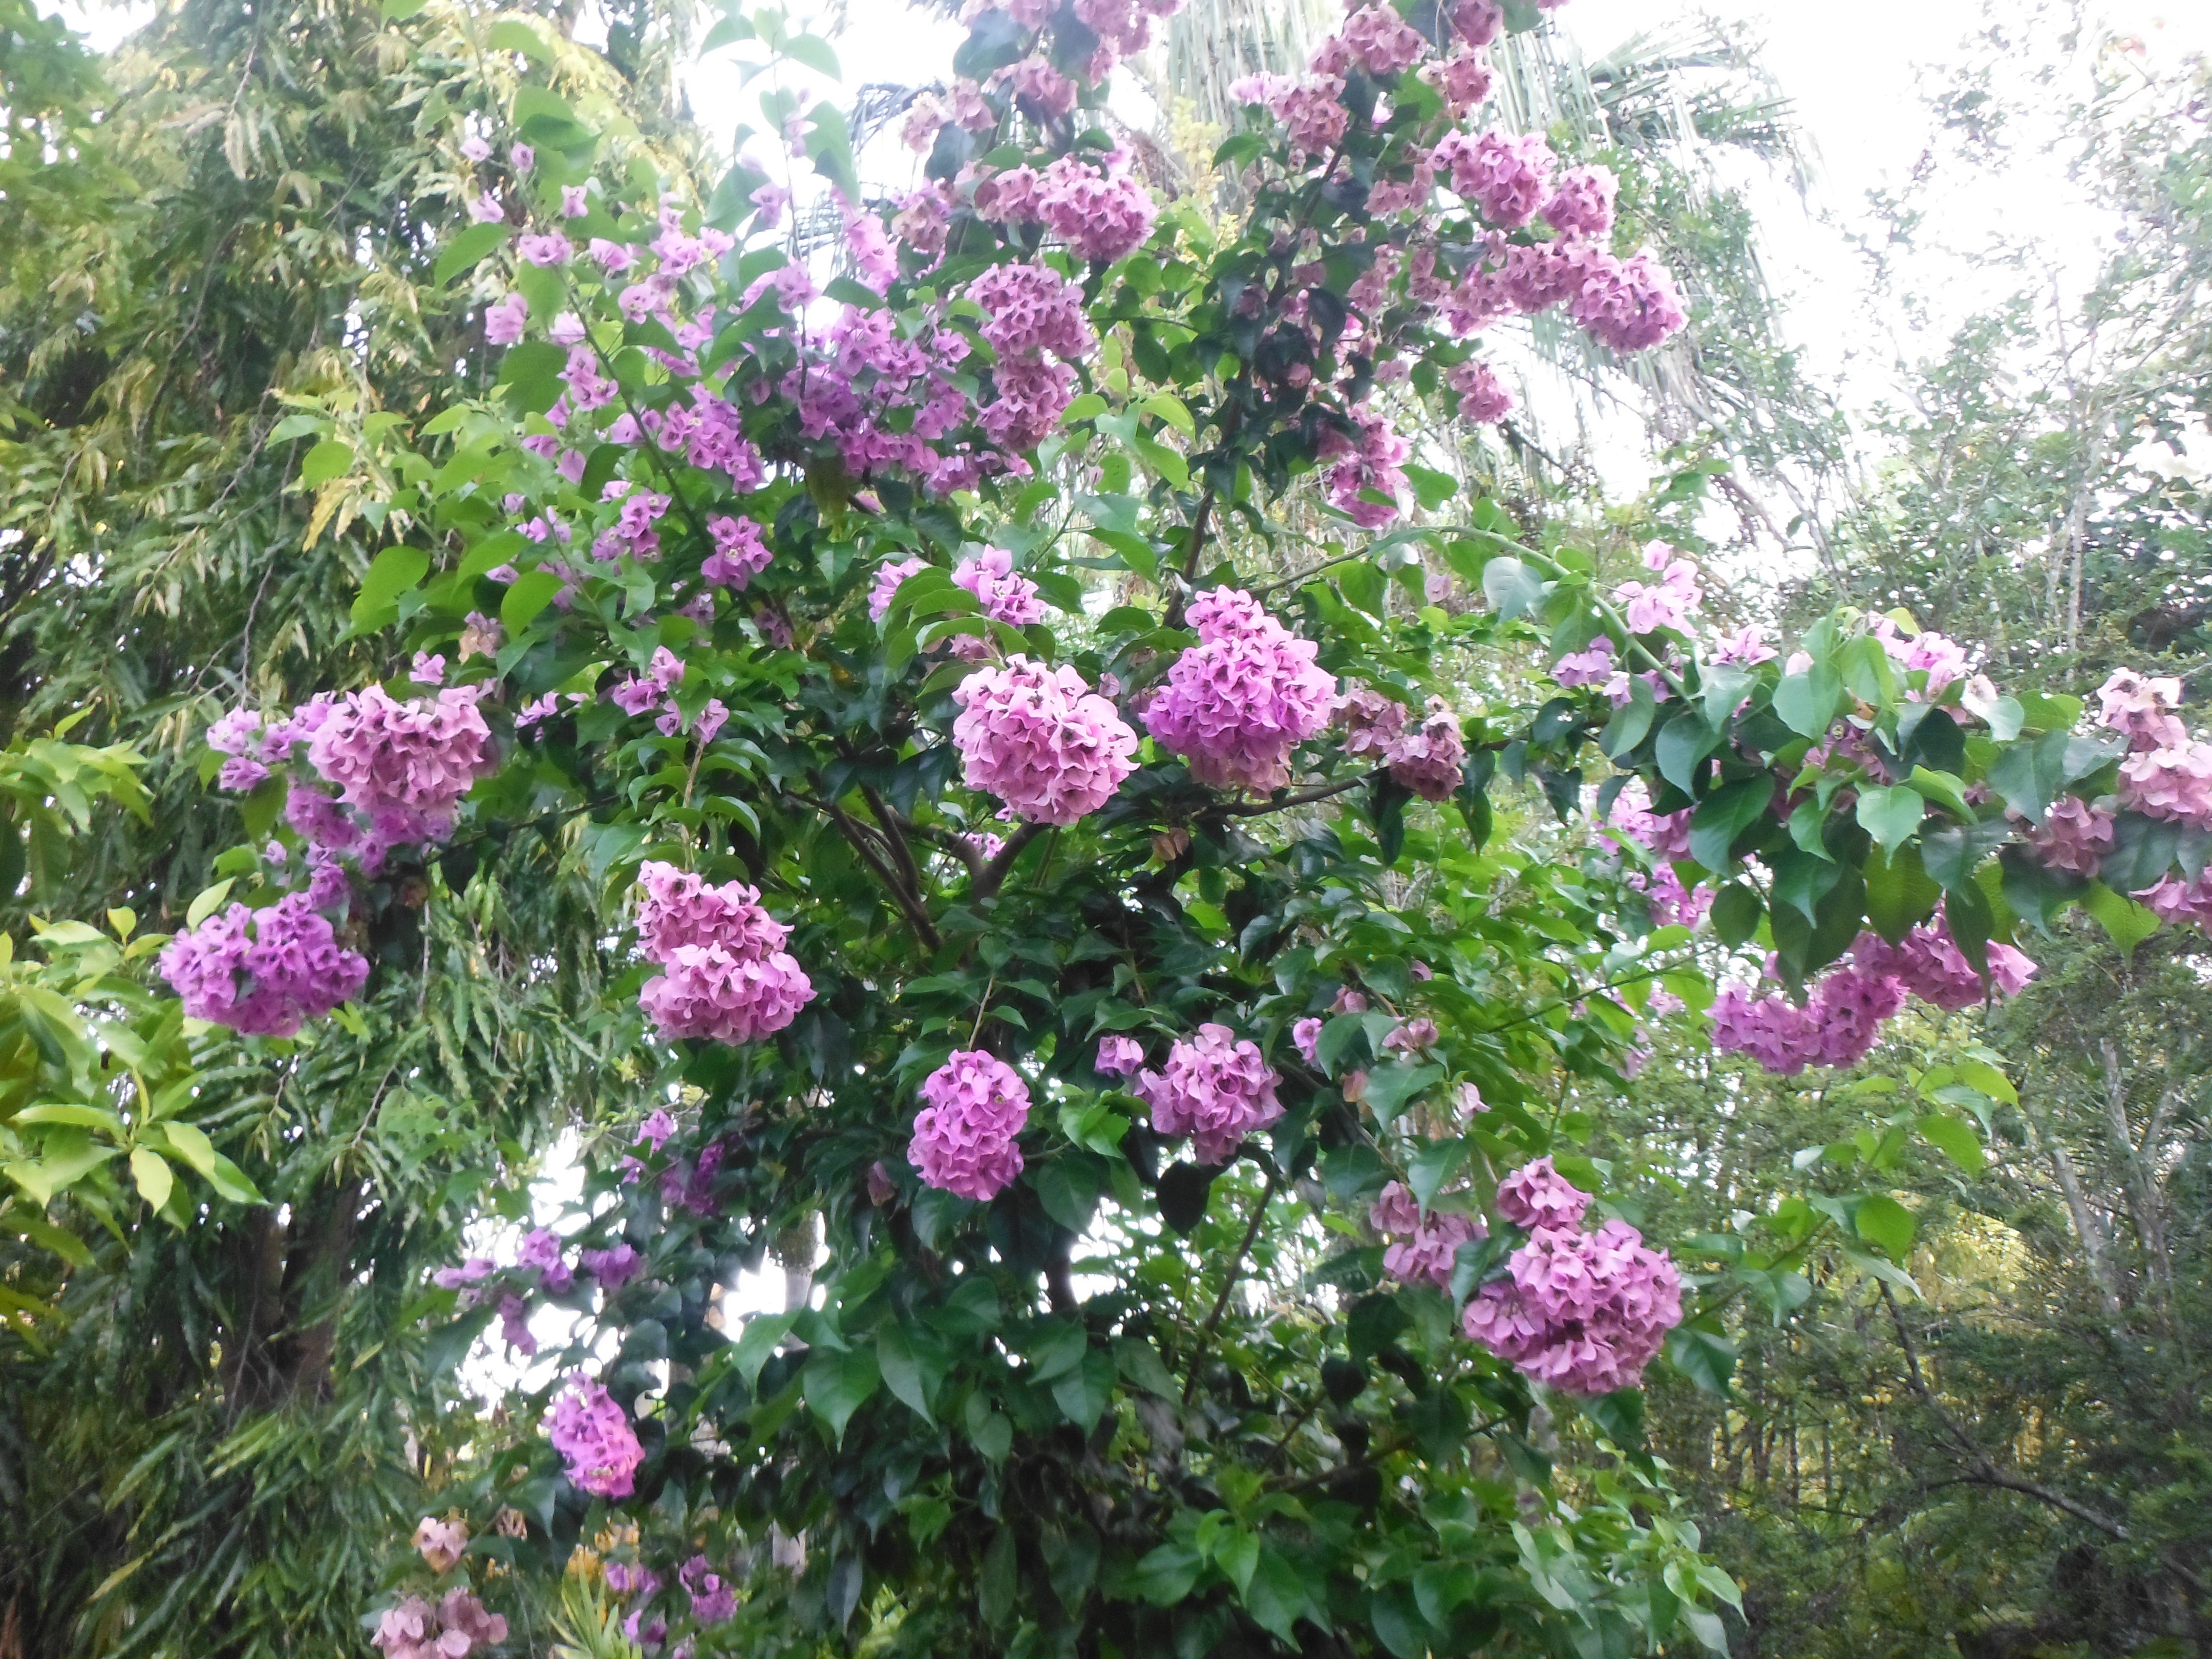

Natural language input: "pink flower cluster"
[159,894,370,1037]
[1873,618,1972,696]
[682,1555,738,1626]
[2118,739,2212,830]
[1132,1023,1283,1164]
[2025,796,2116,877]
[908,1049,1032,1200]
[2138,865,2212,928]
[1612,547,1702,635]
[547,1376,646,1498]
[306,684,493,831]
[950,548,1046,656]
[1341,688,1467,801]
[1855,920,2037,1012]
[1096,1034,1146,1075]
[965,261,1097,452]
[951,656,1139,825]
[1713,919,2036,1075]
[1319,403,1411,529]
[1496,1155,1589,1230]
[1462,1168,1683,1396]
[1448,359,1515,425]
[2097,668,2188,751]
[1370,1180,1482,1290]
[702,515,771,589]
[1144,589,1338,793]
[632,860,814,1045]
[1434,129,1555,228]
[1709,964,1904,1075]
[870,556,931,623]
[1604,779,1693,862]
[414,1516,469,1573]
[371,1591,507,1659]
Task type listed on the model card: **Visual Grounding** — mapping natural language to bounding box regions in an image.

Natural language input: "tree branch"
[1209,769,1381,818]
[973,821,1048,902]
[1879,1282,2207,1596]
[796,782,942,950]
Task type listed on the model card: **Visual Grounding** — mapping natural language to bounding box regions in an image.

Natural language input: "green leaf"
[1772,664,1843,738]
[1700,664,1757,730]
[1241,1548,1310,1646]
[1130,1543,1201,1607]
[964,1391,1012,1460]
[1480,556,1544,623]
[731,1310,796,1390]
[1853,1193,1917,1258]
[129,1147,174,1213]
[158,1123,264,1204]
[876,1321,935,1424]
[1600,676,1657,758]
[802,1346,880,1444]
[1665,1324,1736,1396]
[1863,842,1942,943]
[351,545,430,629]
[486,18,550,58]
[1710,883,1763,946]
[979,1526,1017,1628]
[2082,880,2160,953]
[299,439,354,487]
[1985,729,2071,824]
[1406,1138,1469,1212]
[780,30,840,76]
[434,222,512,287]
[1917,1115,1986,1176]
[501,569,567,633]
[1654,712,1721,794]
[1050,1347,1118,1432]
[1856,784,1927,853]
[1688,776,1775,872]
[1360,1062,1442,1128]
[1113,1336,1177,1398]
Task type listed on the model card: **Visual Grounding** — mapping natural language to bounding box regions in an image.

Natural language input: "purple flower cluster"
[1462,1182,1683,1396]
[372,1591,507,1659]
[547,1376,646,1498]
[1132,1023,1283,1164]
[1144,589,1337,793]
[908,1049,1032,1200]
[701,514,771,589]
[632,860,814,1045]
[950,656,1138,825]
[159,894,369,1037]
[1341,688,1467,801]
[681,1556,737,1626]
[1370,1180,1482,1289]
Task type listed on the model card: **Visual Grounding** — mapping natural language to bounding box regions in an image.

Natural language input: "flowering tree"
[145,0,2212,1653]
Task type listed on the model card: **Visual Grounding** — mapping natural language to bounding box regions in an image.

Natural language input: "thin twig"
[1182,1167,1282,1406]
